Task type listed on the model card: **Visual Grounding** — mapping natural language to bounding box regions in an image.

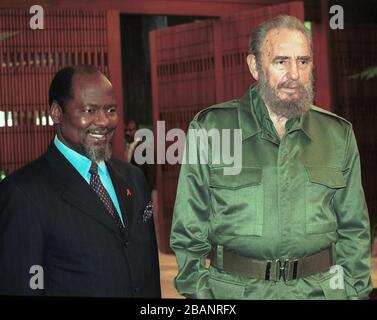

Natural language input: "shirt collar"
[285,109,313,141]
[54,135,107,175]
[238,84,262,141]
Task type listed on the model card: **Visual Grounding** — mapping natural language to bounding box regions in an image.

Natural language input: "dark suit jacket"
[0,143,161,297]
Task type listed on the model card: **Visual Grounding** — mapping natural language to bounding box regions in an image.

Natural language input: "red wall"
[0,8,124,173]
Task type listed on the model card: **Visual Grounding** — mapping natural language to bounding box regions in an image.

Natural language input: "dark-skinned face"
[50,73,118,162]
[125,121,137,143]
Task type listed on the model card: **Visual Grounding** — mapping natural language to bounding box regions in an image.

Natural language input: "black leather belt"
[210,246,334,282]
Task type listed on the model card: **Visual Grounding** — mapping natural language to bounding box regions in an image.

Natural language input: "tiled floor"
[159,252,182,299]
[372,258,377,287]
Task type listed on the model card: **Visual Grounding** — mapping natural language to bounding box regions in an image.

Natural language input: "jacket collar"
[298,109,313,141]
[44,143,129,238]
[238,84,312,141]
[238,85,262,141]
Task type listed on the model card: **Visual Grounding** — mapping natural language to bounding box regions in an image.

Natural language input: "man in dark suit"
[0,65,161,297]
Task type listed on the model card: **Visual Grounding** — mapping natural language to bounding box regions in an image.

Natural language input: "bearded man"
[170,15,372,300]
[0,65,161,297]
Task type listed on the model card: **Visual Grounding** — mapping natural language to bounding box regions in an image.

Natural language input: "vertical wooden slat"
[213,20,224,103]
[150,29,168,252]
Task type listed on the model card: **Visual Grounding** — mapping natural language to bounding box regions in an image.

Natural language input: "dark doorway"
[120,15,209,129]
[329,0,377,234]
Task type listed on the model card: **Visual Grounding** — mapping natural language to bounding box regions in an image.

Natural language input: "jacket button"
[123,241,129,247]
[134,287,140,293]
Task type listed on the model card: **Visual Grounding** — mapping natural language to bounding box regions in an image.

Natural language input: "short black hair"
[125,120,139,129]
[48,65,102,110]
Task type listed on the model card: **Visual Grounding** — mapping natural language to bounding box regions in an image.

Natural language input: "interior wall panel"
[0,8,123,174]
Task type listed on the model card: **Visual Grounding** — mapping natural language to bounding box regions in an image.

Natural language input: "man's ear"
[246,54,259,81]
[49,101,63,125]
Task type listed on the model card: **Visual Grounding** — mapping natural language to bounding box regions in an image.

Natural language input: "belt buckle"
[265,259,286,281]
[279,259,299,282]
[278,259,288,282]
[265,259,299,282]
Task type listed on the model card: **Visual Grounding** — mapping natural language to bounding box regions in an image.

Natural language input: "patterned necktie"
[89,162,124,229]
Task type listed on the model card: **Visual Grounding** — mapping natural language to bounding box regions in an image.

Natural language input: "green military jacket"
[170,85,372,300]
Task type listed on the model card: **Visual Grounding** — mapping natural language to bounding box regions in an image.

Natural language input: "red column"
[106,10,125,159]
[311,0,334,111]
[213,20,224,103]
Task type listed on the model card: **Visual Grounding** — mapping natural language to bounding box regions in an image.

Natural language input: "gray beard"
[83,143,112,162]
[256,70,314,119]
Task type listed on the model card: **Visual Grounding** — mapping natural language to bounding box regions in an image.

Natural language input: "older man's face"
[251,28,314,119]
[51,73,118,162]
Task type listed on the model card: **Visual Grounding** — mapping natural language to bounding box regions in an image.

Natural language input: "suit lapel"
[107,161,134,228]
[44,143,121,237]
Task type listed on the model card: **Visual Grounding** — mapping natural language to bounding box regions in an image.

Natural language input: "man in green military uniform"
[170,15,372,299]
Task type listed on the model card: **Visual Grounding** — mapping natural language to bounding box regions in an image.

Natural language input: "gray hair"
[249,15,312,64]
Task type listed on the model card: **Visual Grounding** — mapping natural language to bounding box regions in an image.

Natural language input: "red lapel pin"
[126,188,132,197]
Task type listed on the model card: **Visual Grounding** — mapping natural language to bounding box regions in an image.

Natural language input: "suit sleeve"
[333,125,372,299]
[0,179,45,296]
[170,120,213,299]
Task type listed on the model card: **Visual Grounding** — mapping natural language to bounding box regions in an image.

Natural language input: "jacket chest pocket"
[209,167,263,236]
[305,166,346,234]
